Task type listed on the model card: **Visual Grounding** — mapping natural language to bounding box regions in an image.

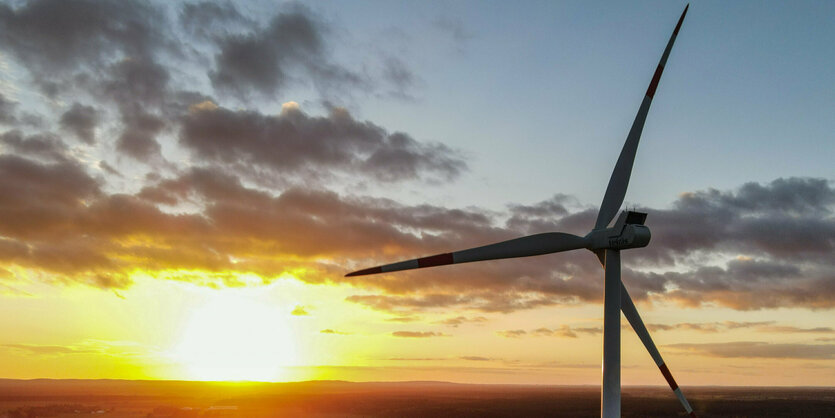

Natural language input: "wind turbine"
[347,5,694,418]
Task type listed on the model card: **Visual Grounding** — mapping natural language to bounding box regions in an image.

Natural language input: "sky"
[0,0,833,386]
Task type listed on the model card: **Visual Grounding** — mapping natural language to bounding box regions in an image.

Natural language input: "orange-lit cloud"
[667,342,835,360]
[391,331,447,338]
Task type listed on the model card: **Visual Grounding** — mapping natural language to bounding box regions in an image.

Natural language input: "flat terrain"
[0,379,833,417]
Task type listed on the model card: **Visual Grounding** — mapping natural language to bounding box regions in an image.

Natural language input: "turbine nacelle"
[586,211,651,251]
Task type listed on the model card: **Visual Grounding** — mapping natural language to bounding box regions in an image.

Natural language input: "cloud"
[179,1,252,40]
[2,343,94,356]
[320,329,350,335]
[0,140,832,315]
[499,325,602,339]
[533,326,577,338]
[179,103,466,183]
[757,325,834,334]
[385,315,422,323]
[459,356,492,361]
[667,342,835,360]
[496,330,526,338]
[391,331,447,338]
[291,305,310,316]
[1,130,69,162]
[2,340,151,358]
[207,5,364,99]
[435,316,488,327]
[0,2,831,315]
[59,103,98,144]
[0,0,172,94]
[646,321,776,333]
[0,93,17,124]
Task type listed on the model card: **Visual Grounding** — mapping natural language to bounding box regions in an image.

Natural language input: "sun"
[171,291,299,381]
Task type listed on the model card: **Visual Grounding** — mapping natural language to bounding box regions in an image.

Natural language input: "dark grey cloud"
[1,130,69,162]
[180,103,466,183]
[0,0,428,172]
[638,177,835,263]
[179,1,252,40]
[208,6,364,98]
[0,93,17,124]
[102,58,170,108]
[0,0,171,94]
[667,341,835,360]
[59,103,98,144]
[117,111,165,161]
[344,177,835,313]
[2,154,826,314]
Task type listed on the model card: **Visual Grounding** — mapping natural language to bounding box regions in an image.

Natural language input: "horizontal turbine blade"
[346,232,588,277]
[594,4,688,230]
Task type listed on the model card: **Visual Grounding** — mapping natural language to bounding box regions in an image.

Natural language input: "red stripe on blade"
[689,412,697,418]
[659,363,679,391]
[646,64,665,98]
[345,266,383,277]
[418,253,454,268]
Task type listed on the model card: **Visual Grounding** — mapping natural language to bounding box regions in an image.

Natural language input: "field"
[1,380,834,417]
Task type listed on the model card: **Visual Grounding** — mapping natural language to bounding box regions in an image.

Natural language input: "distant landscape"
[1,380,833,417]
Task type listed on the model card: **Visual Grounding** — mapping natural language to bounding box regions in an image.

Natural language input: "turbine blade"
[621,285,697,417]
[594,4,689,230]
[346,232,588,277]
[592,251,697,416]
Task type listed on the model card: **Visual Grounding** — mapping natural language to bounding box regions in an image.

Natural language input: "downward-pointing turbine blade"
[593,250,697,416]
[594,4,689,230]
[346,232,588,277]
[621,285,697,417]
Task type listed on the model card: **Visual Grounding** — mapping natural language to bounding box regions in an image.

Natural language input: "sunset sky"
[0,0,833,386]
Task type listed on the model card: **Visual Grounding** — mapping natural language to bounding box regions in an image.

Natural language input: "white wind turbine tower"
[347,5,695,418]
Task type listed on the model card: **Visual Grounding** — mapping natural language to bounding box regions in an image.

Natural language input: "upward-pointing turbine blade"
[346,232,588,277]
[594,4,689,230]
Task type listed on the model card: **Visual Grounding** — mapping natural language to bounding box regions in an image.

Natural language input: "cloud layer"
[0,1,832,319]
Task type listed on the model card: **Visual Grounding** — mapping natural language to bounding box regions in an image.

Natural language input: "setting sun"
[171,292,299,381]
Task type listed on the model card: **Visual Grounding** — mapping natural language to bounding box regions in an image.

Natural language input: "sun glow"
[171,291,299,381]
